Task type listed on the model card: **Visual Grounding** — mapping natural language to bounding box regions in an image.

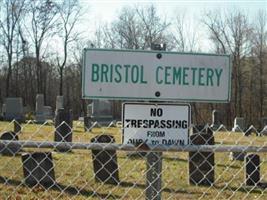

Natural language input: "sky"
[75,0,266,53]
[82,0,266,23]
[75,0,265,54]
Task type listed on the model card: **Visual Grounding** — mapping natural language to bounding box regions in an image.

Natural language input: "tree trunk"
[59,67,63,96]
[5,55,12,97]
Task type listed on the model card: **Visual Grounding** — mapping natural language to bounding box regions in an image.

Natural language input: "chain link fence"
[0,120,267,199]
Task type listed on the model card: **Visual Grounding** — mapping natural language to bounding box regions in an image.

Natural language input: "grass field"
[0,121,267,199]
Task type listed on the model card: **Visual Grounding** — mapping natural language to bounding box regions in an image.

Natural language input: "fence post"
[146,151,162,200]
[145,43,166,200]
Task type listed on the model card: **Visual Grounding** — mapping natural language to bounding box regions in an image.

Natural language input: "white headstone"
[35,94,46,123]
[36,94,44,114]
[43,106,53,119]
[1,104,5,114]
[211,110,223,130]
[232,117,245,132]
[87,104,93,117]
[56,96,64,110]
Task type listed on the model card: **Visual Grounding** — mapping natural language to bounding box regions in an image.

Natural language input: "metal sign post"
[145,44,165,200]
[146,151,162,200]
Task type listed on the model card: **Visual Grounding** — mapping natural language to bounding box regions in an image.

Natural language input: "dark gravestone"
[4,97,25,122]
[54,108,72,152]
[189,128,214,186]
[91,135,119,184]
[190,124,206,135]
[91,100,113,126]
[0,131,20,155]
[22,152,55,187]
[14,120,21,134]
[245,154,260,186]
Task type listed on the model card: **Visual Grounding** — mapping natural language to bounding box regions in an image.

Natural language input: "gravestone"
[211,110,223,131]
[87,104,93,116]
[91,100,113,126]
[22,152,55,187]
[43,106,53,120]
[54,108,72,152]
[189,128,214,186]
[4,98,24,122]
[14,120,21,134]
[190,124,206,135]
[245,154,260,186]
[232,117,245,132]
[56,96,64,110]
[91,135,119,184]
[36,94,53,123]
[0,131,20,155]
[35,94,44,114]
[35,94,46,123]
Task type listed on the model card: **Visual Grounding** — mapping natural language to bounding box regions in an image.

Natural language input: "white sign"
[122,103,191,146]
[82,49,231,102]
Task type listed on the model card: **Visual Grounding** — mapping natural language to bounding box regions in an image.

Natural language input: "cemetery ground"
[0,121,267,199]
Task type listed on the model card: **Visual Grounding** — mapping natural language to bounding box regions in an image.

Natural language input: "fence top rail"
[1,140,267,152]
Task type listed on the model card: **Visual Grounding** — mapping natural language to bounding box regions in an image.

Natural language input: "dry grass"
[0,121,267,199]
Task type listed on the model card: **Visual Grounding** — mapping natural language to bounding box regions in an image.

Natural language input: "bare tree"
[55,0,82,95]
[25,0,57,95]
[99,7,143,49]
[251,10,267,119]
[102,5,170,50]
[0,0,25,97]
[172,11,200,52]
[135,5,170,49]
[203,10,252,121]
